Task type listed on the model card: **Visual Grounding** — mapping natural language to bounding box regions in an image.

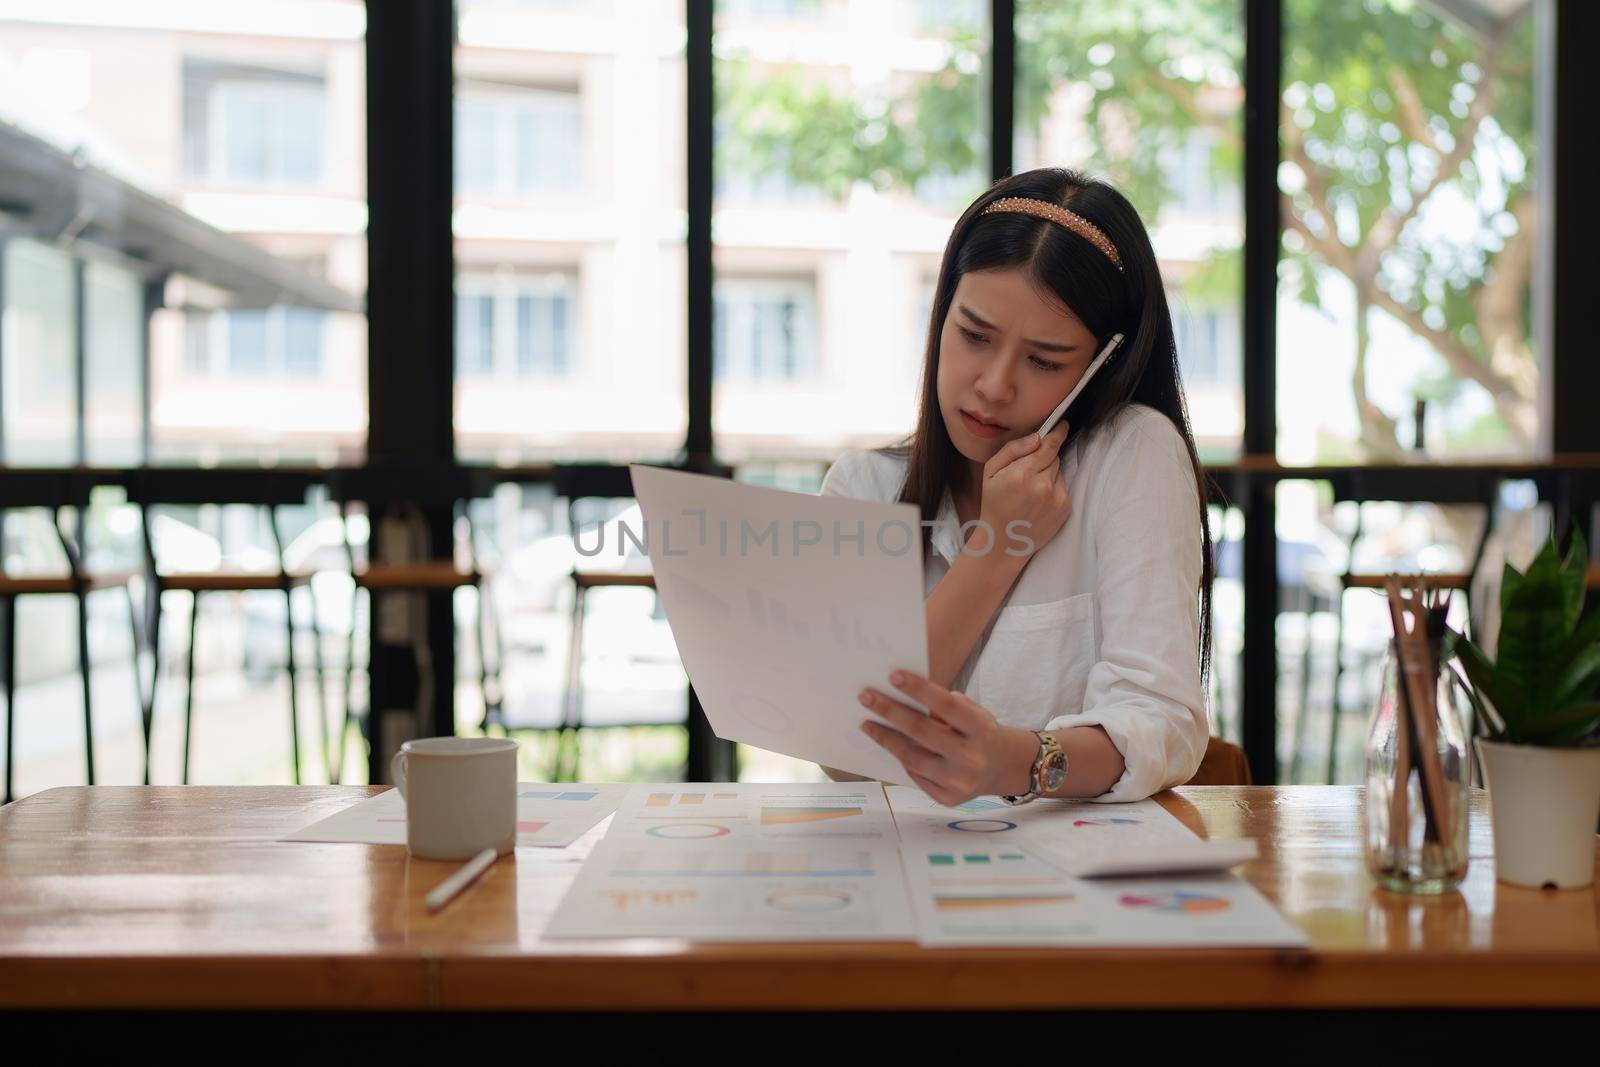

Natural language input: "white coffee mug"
[389,736,518,860]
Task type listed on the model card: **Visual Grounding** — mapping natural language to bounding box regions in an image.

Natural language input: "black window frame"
[1,0,1594,787]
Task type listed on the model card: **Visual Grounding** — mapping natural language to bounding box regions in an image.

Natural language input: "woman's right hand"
[976,421,1072,559]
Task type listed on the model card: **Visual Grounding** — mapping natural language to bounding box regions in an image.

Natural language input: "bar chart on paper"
[645,792,741,807]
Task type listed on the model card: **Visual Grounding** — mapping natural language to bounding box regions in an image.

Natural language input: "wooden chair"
[2,492,141,802]
[1184,736,1252,786]
[132,483,331,786]
[330,499,493,783]
[485,490,694,783]
[545,566,675,781]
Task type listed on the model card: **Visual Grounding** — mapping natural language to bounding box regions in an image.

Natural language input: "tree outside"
[716,0,1542,463]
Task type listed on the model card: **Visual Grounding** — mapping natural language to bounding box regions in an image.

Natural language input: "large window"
[0,2,366,798]
[1276,0,1544,463]
[453,0,687,464]
[1015,0,1245,461]
[711,0,988,463]
[0,5,369,466]
[0,3,1579,796]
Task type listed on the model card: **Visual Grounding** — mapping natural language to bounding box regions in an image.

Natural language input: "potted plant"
[1450,528,1600,889]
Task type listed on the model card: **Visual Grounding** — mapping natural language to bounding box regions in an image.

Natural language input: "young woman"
[821,167,1214,807]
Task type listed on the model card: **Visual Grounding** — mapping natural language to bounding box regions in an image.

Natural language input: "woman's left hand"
[858,671,1036,806]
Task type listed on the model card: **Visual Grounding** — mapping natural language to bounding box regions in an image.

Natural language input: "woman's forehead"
[952,268,1088,336]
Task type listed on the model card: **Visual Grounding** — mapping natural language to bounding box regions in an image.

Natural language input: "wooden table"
[1,785,1597,1015]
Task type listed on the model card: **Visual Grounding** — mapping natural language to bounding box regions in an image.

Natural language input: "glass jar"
[1364,641,1471,893]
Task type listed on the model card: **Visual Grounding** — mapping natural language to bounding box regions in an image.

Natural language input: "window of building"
[183,307,327,378]
[720,0,821,19]
[455,273,575,378]
[183,58,327,186]
[1172,303,1240,387]
[455,84,582,194]
[713,278,818,382]
[1,238,76,464]
[1162,127,1237,217]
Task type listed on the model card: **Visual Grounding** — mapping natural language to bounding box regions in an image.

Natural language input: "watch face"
[1041,751,1068,791]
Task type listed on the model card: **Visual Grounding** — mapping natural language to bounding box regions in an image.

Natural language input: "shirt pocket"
[965,592,1096,727]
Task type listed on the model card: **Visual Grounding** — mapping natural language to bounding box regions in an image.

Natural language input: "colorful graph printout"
[545,784,913,941]
[886,786,1307,948]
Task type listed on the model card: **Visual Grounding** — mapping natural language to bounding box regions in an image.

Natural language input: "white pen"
[425,846,500,912]
[1034,332,1125,442]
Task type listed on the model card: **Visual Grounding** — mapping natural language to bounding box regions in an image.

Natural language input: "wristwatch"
[1001,731,1067,806]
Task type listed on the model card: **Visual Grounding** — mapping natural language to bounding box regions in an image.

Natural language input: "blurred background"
[0,0,1591,799]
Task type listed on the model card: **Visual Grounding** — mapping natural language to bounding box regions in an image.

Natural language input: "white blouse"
[820,403,1209,802]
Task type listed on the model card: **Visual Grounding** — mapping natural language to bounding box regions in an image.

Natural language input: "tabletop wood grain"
[1,784,1596,1011]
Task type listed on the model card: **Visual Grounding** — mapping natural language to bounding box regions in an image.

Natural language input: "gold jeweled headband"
[980,196,1123,273]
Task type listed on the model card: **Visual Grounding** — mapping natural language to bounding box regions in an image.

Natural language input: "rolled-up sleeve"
[1045,419,1209,802]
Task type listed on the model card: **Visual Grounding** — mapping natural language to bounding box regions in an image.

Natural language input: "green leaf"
[1549,634,1600,711]
[1498,537,1575,718]
[1499,559,1525,621]
[1519,702,1600,747]
[1544,594,1600,712]
[1559,526,1589,632]
[1451,627,1523,729]
[1446,660,1502,739]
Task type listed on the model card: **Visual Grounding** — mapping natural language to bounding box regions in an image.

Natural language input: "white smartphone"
[1034,331,1125,441]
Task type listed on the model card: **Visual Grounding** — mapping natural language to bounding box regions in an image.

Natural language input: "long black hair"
[898,167,1214,678]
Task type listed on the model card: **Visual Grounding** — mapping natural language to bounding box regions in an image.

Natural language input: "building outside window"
[183,307,327,377]
[1172,304,1239,388]
[183,58,327,186]
[1,238,76,464]
[714,277,817,382]
[455,84,582,194]
[456,272,575,379]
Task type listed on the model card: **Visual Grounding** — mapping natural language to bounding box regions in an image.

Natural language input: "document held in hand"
[629,464,930,783]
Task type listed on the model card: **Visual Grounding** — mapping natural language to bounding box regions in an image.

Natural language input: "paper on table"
[629,464,929,783]
[281,782,628,849]
[885,787,1305,947]
[1063,839,1259,878]
[544,783,915,941]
